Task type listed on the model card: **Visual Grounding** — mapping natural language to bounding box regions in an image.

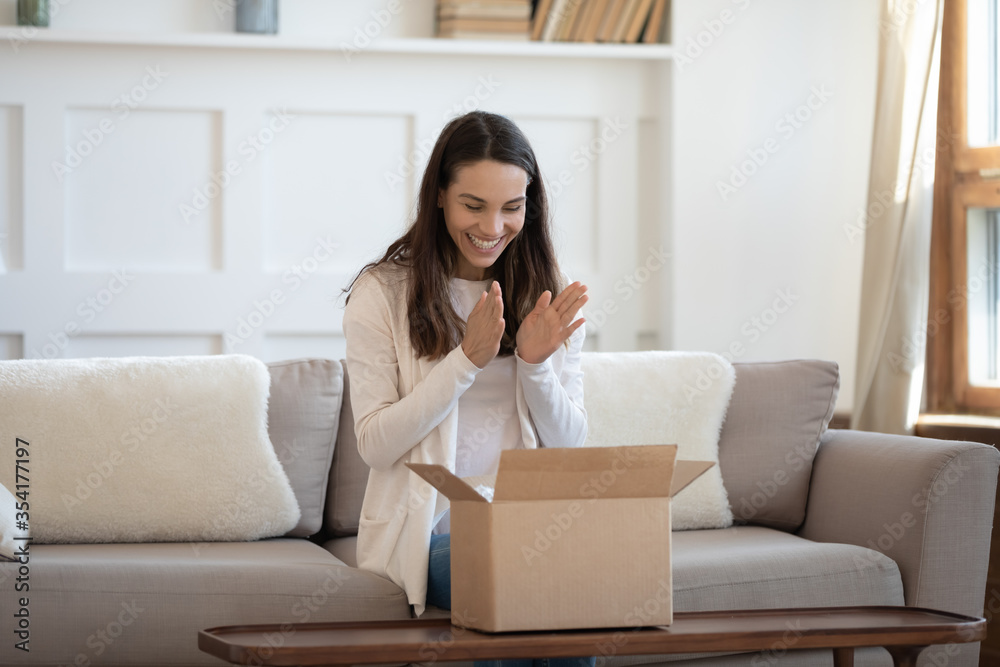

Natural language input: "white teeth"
[467,233,502,250]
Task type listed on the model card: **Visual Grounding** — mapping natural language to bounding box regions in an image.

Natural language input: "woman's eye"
[464,204,483,212]
[504,206,522,213]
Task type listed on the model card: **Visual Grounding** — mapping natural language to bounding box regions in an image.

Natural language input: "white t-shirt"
[432,278,523,534]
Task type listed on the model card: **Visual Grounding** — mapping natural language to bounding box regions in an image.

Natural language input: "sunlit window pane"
[968,206,1000,384]
[968,0,999,147]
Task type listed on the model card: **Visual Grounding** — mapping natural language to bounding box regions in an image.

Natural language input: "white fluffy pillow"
[581,351,735,530]
[0,354,300,543]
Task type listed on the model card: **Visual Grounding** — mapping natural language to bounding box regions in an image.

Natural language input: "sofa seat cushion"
[603,526,904,667]
[0,539,409,666]
[673,526,903,609]
[323,535,358,567]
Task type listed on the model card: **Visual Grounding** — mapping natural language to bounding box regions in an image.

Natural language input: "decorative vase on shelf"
[17,0,49,27]
[236,0,279,34]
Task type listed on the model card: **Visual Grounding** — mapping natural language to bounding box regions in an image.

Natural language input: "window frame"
[928,0,1000,417]
[953,0,1000,171]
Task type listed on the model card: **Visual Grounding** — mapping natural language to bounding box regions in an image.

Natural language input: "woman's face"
[438,159,529,281]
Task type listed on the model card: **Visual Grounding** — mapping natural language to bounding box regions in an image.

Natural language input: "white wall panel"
[515,117,599,275]
[263,112,411,274]
[0,106,23,273]
[0,14,665,363]
[65,334,222,358]
[263,334,346,364]
[64,108,222,272]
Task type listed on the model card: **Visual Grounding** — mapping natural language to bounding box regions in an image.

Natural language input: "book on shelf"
[528,0,665,43]
[610,0,638,42]
[439,1,532,20]
[531,0,554,39]
[538,0,569,40]
[569,0,597,41]
[436,0,533,39]
[624,0,654,42]
[438,18,531,31]
[642,0,667,43]
[557,0,585,40]
[596,0,627,42]
[579,0,611,42]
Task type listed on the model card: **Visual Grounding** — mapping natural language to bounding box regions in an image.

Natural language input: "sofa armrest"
[798,428,999,617]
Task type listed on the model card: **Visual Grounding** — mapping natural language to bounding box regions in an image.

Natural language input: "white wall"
[0,0,880,413]
[670,0,880,413]
[0,0,666,364]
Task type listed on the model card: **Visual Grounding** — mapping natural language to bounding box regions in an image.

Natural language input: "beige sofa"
[0,356,996,667]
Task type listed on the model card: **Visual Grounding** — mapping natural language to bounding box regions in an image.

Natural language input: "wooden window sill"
[915,414,1000,446]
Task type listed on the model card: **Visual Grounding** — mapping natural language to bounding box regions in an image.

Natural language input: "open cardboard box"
[407,444,713,632]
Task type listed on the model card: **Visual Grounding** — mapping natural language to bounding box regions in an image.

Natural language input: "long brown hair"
[346,111,561,360]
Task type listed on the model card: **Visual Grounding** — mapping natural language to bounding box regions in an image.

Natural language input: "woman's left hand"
[515,281,589,365]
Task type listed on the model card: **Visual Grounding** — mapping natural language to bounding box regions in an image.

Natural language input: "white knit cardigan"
[343,264,588,615]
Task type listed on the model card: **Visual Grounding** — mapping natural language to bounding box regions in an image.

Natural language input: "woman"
[343,110,593,667]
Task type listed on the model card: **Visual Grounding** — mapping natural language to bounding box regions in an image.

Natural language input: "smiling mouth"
[466,233,503,250]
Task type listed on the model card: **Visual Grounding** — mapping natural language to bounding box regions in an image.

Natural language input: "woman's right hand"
[462,281,504,369]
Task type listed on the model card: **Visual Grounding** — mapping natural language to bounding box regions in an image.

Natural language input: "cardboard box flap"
[671,460,716,496]
[494,445,678,501]
[405,463,488,502]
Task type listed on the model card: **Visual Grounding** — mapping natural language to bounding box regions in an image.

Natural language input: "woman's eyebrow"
[457,193,527,204]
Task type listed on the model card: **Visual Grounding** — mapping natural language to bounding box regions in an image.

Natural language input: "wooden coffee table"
[199,606,986,667]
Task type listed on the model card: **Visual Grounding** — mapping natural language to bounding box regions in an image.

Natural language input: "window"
[928,0,1000,415]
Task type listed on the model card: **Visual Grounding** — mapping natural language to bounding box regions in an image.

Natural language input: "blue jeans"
[427,534,596,667]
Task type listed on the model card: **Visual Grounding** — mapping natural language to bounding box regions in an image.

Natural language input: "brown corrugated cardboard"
[407,444,713,632]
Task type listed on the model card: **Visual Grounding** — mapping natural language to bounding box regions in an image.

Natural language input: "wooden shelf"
[0,27,673,59]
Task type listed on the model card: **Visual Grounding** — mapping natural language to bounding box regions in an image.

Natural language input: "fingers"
[549,311,587,348]
[550,281,587,311]
[487,281,503,317]
[463,282,505,369]
[534,290,552,312]
[473,282,503,318]
[549,282,588,325]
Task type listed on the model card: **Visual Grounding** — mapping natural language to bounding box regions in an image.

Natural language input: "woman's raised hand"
[462,281,505,369]
[515,281,588,365]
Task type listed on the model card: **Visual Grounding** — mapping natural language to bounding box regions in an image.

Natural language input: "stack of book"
[436,0,533,40]
[531,0,668,43]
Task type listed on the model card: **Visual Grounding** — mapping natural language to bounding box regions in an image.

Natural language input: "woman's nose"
[482,211,504,236]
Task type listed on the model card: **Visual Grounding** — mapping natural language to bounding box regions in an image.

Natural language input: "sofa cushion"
[323,535,359,567]
[0,354,300,543]
[267,358,344,537]
[581,351,735,531]
[717,360,839,531]
[600,525,902,667]
[324,360,369,536]
[672,526,902,609]
[0,539,410,666]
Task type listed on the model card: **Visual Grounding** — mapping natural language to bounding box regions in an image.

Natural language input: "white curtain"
[852,0,945,434]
